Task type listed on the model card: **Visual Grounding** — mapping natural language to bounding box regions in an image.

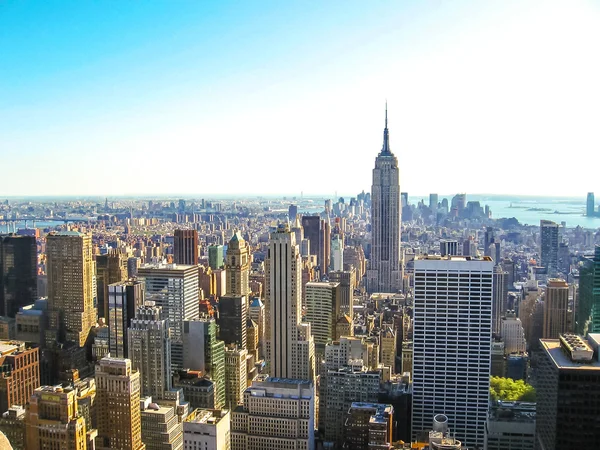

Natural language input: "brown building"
[45,232,97,348]
[95,250,128,319]
[0,341,40,413]
[174,229,199,266]
[225,232,250,297]
[95,357,145,450]
[543,279,570,339]
[344,402,394,450]
[25,385,87,450]
[0,405,26,450]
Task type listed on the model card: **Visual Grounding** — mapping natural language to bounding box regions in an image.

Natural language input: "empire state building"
[367,106,401,293]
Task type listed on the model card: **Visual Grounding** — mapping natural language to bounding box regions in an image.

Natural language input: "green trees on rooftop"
[490,376,536,402]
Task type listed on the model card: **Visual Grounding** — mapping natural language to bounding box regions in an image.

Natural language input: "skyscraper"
[26,386,87,450]
[587,192,595,217]
[540,220,559,275]
[137,263,199,369]
[577,246,600,334]
[328,269,355,316]
[542,278,570,339]
[0,234,37,318]
[208,245,224,270]
[128,302,172,400]
[492,265,507,335]
[412,255,493,449]
[537,334,600,448]
[218,295,247,350]
[225,231,250,297]
[173,229,199,266]
[224,346,247,408]
[301,216,321,267]
[0,340,40,414]
[265,223,315,381]
[305,281,341,356]
[330,219,344,272]
[95,357,145,450]
[96,250,128,318]
[108,280,145,358]
[45,231,97,348]
[367,106,401,294]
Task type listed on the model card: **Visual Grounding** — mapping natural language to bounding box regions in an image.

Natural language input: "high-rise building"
[501,313,527,354]
[248,298,265,358]
[429,193,439,211]
[140,397,183,450]
[344,402,394,450]
[288,204,298,222]
[182,318,226,409]
[542,278,570,339]
[265,223,315,381]
[45,231,97,348]
[305,281,341,356]
[380,326,397,373]
[25,385,87,450]
[412,255,493,449]
[0,340,39,413]
[184,409,231,450]
[231,377,314,450]
[576,245,600,335]
[587,192,595,217]
[330,224,344,272]
[301,216,321,267]
[322,366,381,444]
[0,235,37,318]
[208,245,224,270]
[492,265,507,335]
[95,357,145,450]
[320,219,331,274]
[108,280,145,358]
[440,239,459,257]
[537,334,600,448]
[96,250,128,319]
[137,263,199,369]
[173,229,199,266]
[224,346,247,408]
[218,295,247,350]
[128,302,172,400]
[540,220,559,275]
[328,269,355,317]
[225,232,251,297]
[367,106,401,294]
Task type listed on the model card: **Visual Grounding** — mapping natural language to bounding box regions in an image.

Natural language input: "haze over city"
[2,0,599,197]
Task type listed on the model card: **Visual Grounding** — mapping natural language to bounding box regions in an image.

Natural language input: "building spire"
[381,101,391,155]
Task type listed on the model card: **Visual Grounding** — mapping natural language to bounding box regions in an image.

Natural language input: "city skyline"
[2,1,600,197]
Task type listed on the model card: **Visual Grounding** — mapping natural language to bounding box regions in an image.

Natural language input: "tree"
[490,376,536,402]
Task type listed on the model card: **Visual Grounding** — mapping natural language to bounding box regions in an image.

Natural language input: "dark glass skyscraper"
[367,106,401,293]
[0,235,37,317]
[174,229,199,266]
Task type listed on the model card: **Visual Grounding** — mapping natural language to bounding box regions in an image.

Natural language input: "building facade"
[542,279,570,339]
[225,232,250,297]
[412,255,493,449]
[231,377,314,450]
[367,106,401,294]
[0,235,37,318]
[305,282,341,356]
[173,229,199,266]
[95,357,145,450]
[184,408,231,450]
[128,302,172,400]
[265,224,315,381]
[540,220,559,276]
[108,280,145,358]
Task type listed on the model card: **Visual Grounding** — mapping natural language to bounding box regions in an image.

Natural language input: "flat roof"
[540,339,600,370]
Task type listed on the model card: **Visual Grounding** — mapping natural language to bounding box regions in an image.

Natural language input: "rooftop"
[489,401,536,423]
[540,336,600,370]
[185,408,228,425]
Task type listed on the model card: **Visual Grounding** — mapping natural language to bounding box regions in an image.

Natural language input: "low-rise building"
[231,376,314,450]
[485,401,535,450]
[183,408,230,450]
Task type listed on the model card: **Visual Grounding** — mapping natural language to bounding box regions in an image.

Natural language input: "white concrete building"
[501,314,527,354]
[231,377,314,450]
[183,409,230,450]
[412,255,493,449]
[305,282,341,355]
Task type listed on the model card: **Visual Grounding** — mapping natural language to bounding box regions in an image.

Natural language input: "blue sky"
[1,1,599,197]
